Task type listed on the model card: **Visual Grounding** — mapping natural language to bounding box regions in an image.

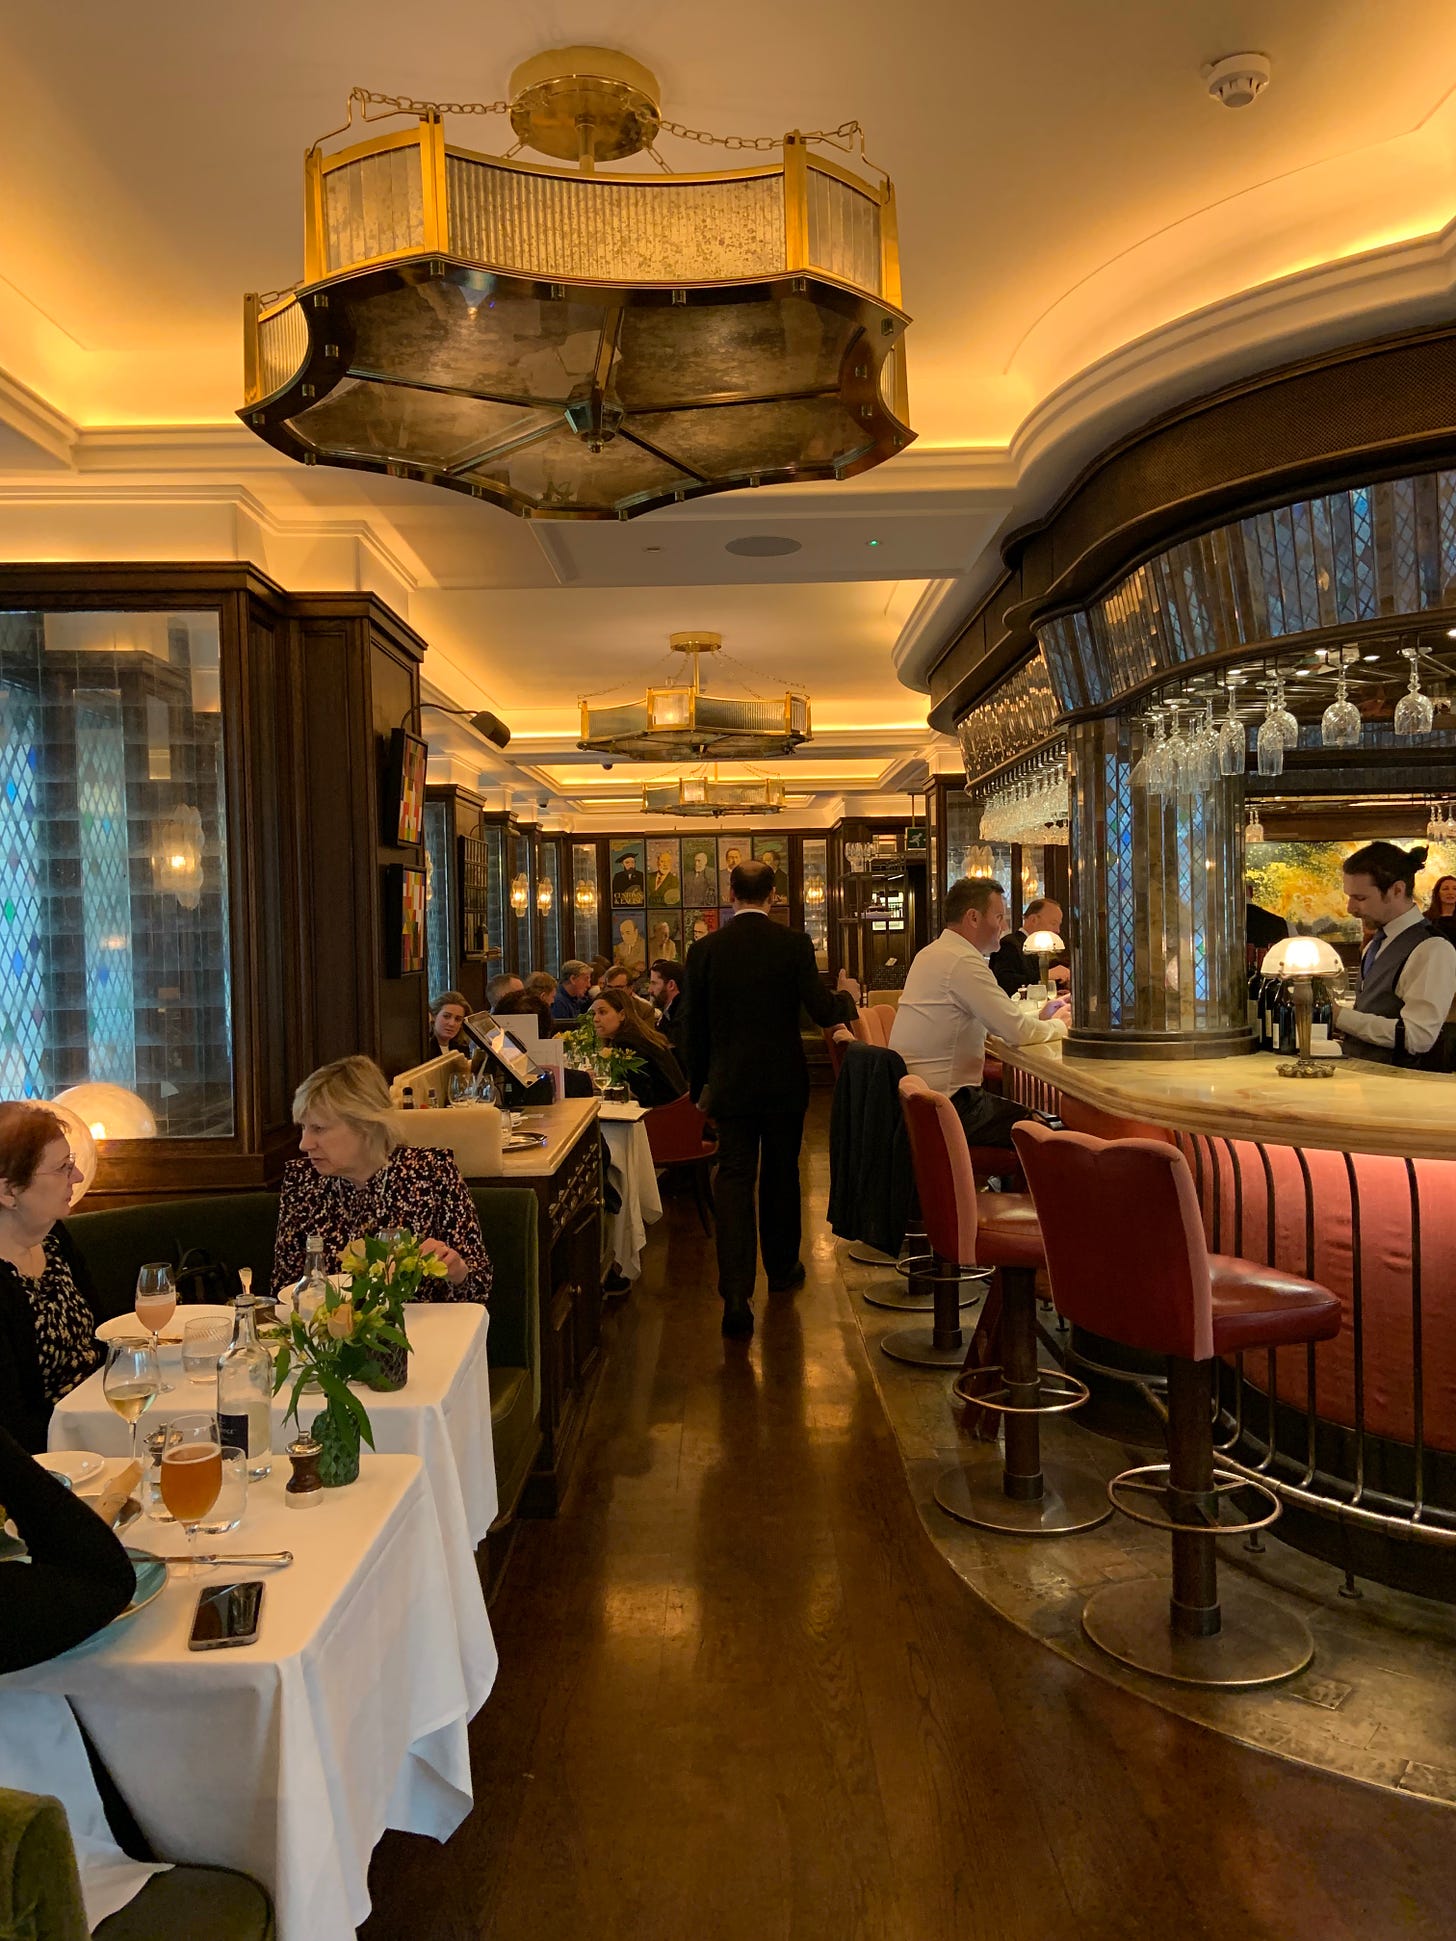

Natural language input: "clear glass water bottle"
[218,1269,273,1480]
[292,1233,330,1322]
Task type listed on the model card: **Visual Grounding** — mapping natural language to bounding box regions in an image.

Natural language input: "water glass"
[198,1445,248,1536]
[182,1316,232,1386]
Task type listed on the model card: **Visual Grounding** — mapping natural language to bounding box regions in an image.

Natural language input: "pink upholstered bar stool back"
[1011,1121,1213,1361]
[898,1075,982,1268]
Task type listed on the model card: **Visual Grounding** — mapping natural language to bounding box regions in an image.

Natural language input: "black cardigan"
[0,1224,103,1454]
[0,1422,136,1672]
[622,1037,687,1109]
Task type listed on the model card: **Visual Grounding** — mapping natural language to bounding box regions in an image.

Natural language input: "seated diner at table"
[428,989,473,1059]
[0,1422,137,1672]
[272,1056,494,1304]
[0,1103,102,1453]
[588,988,688,1107]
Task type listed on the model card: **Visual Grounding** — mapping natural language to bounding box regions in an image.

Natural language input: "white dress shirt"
[1336,904,1456,1056]
[889,926,1067,1092]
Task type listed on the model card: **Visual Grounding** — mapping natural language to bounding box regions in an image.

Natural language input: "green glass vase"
[310,1403,361,1487]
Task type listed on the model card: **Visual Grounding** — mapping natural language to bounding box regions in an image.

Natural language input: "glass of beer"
[102,1338,161,1465]
[159,1413,223,1571]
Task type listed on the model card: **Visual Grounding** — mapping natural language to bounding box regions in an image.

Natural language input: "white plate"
[95,1302,235,1345]
[35,1449,104,1486]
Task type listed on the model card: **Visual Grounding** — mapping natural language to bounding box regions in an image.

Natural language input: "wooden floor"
[360,1106,1452,1941]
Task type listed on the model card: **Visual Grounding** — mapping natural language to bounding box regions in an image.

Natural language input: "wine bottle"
[1310,979,1333,1049]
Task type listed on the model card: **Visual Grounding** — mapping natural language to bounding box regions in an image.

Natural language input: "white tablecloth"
[0,1455,496,1941]
[53,1301,499,1631]
[601,1118,662,1281]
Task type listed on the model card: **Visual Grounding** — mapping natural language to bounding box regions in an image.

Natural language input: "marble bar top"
[992,1039,1456,1163]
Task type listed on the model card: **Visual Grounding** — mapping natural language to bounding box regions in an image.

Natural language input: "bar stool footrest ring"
[1107,1462,1282,1535]
[951,1366,1091,1418]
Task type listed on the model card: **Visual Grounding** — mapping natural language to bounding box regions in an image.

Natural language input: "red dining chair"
[898,1076,1109,1532]
[644,1093,718,1232]
[1013,1121,1343,1688]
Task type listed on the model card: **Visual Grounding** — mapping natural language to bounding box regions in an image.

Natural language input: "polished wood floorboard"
[360,1106,1452,1941]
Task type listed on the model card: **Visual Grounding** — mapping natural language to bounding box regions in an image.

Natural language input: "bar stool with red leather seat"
[898,1076,1112,1534]
[1012,1120,1343,1688]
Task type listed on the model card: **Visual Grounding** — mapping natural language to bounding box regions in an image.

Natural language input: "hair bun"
[1410,845,1429,867]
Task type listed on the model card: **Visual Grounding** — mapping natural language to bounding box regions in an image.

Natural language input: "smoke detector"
[1203,52,1271,109]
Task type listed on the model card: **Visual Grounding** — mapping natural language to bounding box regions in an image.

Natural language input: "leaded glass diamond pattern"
[75,703,136,1086]
[0,693,46,1096]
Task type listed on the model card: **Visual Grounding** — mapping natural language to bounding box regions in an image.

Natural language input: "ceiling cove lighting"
[642,768,788,817]
[239,48,913,521]
[579,631,810,760]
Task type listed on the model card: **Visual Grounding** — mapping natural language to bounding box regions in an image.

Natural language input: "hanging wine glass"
[1394,647,1434,736]
[1217,680,1246,777]
[1256,689,1285,777]
[1194,698,1221,790]
[1320,650,1362,749]
[1135,713,1167,796]
[1166,706,1194,796]
[1272,672,1300,749]
[1244,803,1265,845]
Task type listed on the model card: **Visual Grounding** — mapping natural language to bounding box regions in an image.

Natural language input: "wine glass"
[1256,695,1285,777]
[1272,675,1300,750]
[1394,648,1434,736]
[1320,659,1362,749]
[447,1069,475,1106]
[134,1263,177,1390]
[476,1073,497,1109]
[159,1413,223,1574]
[1218,693,1246,776]
[103,1338,161,1465]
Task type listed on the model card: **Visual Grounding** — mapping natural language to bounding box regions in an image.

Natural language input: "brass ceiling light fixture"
[642,768,788,817]
[239,49,912,519]
[580,631,810,760]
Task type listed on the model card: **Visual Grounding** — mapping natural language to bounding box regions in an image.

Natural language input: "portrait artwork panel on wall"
[682,840,717,907]
[686,908,720,945]
[647,913,682,962]
[646,839,682,909]
[609,839,647,907]
[612,910,647,973]
[717,833,750,902]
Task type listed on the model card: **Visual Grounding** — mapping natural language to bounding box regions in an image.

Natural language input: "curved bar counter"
[996,1039,1456,1596]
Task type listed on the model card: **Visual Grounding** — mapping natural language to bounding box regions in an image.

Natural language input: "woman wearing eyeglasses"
[0,1103,103,1452]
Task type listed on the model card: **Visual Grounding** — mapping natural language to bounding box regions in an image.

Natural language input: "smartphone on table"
[188,1581,264,1650]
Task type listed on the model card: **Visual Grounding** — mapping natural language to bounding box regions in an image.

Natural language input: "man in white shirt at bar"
[890,875,1071,1146]
[1338,841,1456,1070]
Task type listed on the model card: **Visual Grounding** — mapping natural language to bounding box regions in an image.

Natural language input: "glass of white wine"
[102,1338,161,1465]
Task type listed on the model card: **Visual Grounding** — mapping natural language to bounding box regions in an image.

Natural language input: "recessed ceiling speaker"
[725,535,803,557]
[1203,52,1271,109]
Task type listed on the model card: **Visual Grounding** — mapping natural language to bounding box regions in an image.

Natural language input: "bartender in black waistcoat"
[1336,842,1456,1071]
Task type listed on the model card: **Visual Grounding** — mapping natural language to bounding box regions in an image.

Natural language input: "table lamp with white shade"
[1259,935,1347,1078]
[1022,928,1065,998]
[52,1082,157,1141]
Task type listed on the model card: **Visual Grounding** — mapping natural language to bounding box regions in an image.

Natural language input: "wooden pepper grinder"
[284,1433,324,1510]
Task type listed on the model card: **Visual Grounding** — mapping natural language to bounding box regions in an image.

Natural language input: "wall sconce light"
[537,878,554,914]
[803,874,826,908]
[510,873,530,918]
[574,878,598,914]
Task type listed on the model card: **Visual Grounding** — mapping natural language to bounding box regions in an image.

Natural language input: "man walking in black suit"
[685,859,857,1338]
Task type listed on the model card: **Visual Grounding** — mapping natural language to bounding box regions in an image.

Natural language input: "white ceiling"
[3,2,1456,823]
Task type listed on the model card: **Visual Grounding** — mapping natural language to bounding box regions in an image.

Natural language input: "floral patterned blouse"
[271,1144,493,1306]
[9,1235,102,1416]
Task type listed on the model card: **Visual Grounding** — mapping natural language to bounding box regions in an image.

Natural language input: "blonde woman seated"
[272,1056,493,1304]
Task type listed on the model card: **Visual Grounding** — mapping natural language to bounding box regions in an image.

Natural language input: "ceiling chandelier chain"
[713,647,811,700]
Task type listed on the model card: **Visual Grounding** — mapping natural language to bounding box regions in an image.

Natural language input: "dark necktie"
[1360,928,1385,978]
